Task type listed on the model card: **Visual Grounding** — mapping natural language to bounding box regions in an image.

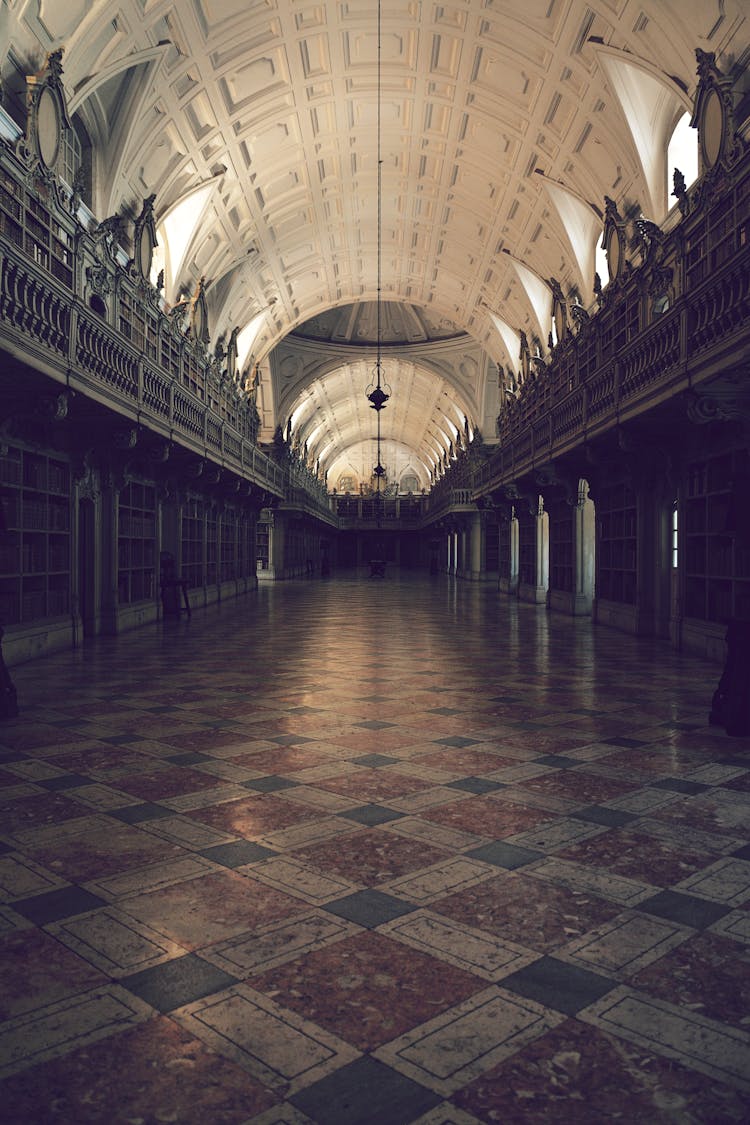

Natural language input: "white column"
[509,511,519,593]
[573,480,594,615]
[535,500,549,603]
[470,512,483,580]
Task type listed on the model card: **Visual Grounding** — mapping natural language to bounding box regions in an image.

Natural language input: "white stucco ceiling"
[3,0,746,476]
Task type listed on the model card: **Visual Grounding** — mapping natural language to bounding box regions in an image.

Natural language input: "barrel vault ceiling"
[2,1,746,481]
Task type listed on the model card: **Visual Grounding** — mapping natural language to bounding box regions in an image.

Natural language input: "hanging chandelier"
[364,0,391,515]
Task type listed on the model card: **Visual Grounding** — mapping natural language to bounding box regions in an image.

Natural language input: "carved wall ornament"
[503,481,538,516]
[86,262,113,300]
[36,391,69,421]
[131,194,158,281]
[25,49,71,176]
[94,212,127,261]
[686,385,750,429]
[103,465,131,493]
[147,439,171,463]
[189,277,210,346]
[548,277,569,345]
[69,166,86,216]
[672,168,689,216]
[75,461,100,502]
[602,196,628,286]
[648,265,673,303]
[632,216,664,268]
[518,330,531,384]
[112,426,139,451]
[226,326,239,383]
[691,50,743,177]
[570,301,590,331]
[534,466,578,507]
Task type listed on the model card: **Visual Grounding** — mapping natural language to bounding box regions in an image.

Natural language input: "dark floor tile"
[602,737,649,748]
[466,841,543,869]
[242,776,300,793]
[637,890,731,929]
[732,843,750,860]
[428,707,463,715]
[533,754,581,768]
[166,752,211,765]
[502,955,616,1015]
[353,754,399,767]
[200,840,278,867]
[38,774,93,791]
[267,734,316,746]
[339,804,405,826]
[446,777,506,794]
[290,1056,441,1125]
[323,889,416,928]
[199,720,248,731]
[121,954,238,1012]
[103,735,146,745]
[432,736,480,748]
[12,886,107,925]
[109,803,174,824]
[355,720,396,730]
[572,806,638,828]
[648,778,711,795]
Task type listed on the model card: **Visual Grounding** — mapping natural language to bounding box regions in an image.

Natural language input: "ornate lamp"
[364,0,391,527]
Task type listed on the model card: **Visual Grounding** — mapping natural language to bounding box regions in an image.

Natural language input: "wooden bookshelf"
[181,498,205,589]
[119,289,157,360]
[206,505,217,585]
[549,502,574,593]
[117,481,156,604]
[484,522,499,572]
[517,511,536,587]
[220,508,237,582]
[597,482,636,604]
[0,444,71,624]
[0,169,73,288]
[684,449,750,623]
[498,518,511,581]
[256,520,270,570]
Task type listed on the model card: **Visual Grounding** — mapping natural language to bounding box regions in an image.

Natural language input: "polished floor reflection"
[1,574,749,1123]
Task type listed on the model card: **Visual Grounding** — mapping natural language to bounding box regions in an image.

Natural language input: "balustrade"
[0,142,285,500]
[478,152,750,499]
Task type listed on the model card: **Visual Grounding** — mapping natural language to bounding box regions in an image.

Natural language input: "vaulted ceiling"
[2,0,746,482]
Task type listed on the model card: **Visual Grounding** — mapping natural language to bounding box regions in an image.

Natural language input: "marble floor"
[1,573,749,1124]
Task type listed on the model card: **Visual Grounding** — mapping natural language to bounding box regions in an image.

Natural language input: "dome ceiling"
[3,1,742,472]
[291,301,466,346]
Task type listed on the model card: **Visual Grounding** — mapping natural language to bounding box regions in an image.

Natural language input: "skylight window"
[236,311,269,373]
[668,112,699,194]
[151,182,216,299]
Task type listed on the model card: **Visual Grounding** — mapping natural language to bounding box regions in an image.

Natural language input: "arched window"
[668,112,699,196]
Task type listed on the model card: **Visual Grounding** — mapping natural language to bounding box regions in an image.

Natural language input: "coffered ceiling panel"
[3,0,743,469]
